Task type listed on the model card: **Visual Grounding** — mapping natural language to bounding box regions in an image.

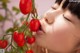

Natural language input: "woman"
[35,0,80,53]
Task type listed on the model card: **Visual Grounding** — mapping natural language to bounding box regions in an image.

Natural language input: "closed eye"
[51,7,56,10]
[63,14,71,22]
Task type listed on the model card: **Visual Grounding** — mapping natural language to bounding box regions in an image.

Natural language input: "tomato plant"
[0,0,41,53]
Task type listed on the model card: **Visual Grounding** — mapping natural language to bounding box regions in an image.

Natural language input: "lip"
[36,30,44,35]
[36,26,45,35]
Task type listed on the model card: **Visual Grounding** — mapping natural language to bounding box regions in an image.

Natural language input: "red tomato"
[0,40,3,48]
[26,36,35,44]
[13,32,25,42]
[0,40,8,48]
[30,19,40,32]
[13,32,25,47]
[26,50,33,53]
[17,32,25,42]
[13,31,19,42]
[26,21,28,26]
[19,0,32,14]
[17,39,25,47]
[22,21,28,26]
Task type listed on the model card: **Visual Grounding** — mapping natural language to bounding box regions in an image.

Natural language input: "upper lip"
[38,25,45,33]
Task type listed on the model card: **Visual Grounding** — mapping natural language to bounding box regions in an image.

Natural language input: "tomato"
[29,19,40,32]
[0,40,3,48]
[26,21,28,26]
[26,36,35,44]
[2,40,8,48]
[13,31,19,42]
[19,0,32,14]
[22,21,28,26]
[13,32,25,47]
[0,40,8,48]
[17,32,25,42]
[13,32,25,43]
[17,39,25,47]
[26,50,33,53]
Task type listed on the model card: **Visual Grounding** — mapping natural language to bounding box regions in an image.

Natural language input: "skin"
[35,0,80,53]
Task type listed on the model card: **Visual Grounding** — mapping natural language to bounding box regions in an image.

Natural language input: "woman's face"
[35,2,80,53]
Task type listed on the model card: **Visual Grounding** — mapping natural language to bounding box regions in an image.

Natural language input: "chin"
[35,38,44,46]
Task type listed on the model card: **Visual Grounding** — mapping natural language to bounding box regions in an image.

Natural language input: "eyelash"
[63,14,71,22]
[51,7,56,10]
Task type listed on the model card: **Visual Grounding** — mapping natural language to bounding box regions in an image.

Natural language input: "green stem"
[5,44,11,51]
[35,9,38,19]
[12,45,17,50]
[26,14,30,21]
[2,33,12,40]
[23,25,27,32]
[32,0,35,9]
[32,0,38,19]
[2,35,5,40]
[11,34,13,51]
[32,0,36,18]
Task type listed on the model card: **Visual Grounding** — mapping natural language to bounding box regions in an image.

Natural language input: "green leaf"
[14,21,19,27]
[23,44,28,51]
[20,17,25,22]
[18,25,26,32]
[17,47,24,53]
[2,3,7,9]
[5,51,10,53]
[7,48,18,53]
[12,7,20,15]
[0,0,10,3]
[6,28,14,34]
[0,15,4,21]
[24,29,30,36]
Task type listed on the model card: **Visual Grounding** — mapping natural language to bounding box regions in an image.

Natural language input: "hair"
[55,0,80,19]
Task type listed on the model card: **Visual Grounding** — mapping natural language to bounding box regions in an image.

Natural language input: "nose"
[43,9,57,24]
[42,8,62,25]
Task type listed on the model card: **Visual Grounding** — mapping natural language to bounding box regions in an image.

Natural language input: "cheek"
[47,16,75,38]
[45,17,77,51]
[52,17,75,40]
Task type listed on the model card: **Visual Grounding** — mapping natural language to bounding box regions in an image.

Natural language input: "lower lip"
[36,30,44,35]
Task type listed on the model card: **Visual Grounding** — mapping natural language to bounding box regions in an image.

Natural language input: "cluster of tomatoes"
[13,31,35,53]
[15,0,40,53]
[0,0,40,53]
